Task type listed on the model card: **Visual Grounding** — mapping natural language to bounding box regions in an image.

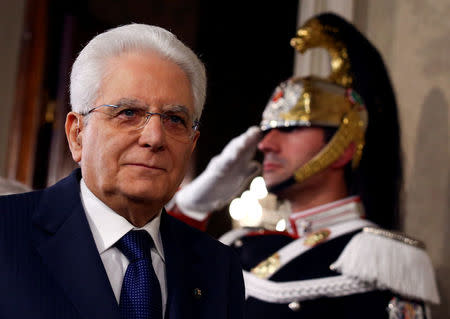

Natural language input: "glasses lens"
[89,105,198,143]
[107,106,147,128]
[160,111,197,143]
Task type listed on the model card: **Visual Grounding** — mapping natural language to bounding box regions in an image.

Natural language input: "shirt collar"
[80,178,165,261]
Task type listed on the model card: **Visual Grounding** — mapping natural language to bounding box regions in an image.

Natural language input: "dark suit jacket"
[0,169,244,319]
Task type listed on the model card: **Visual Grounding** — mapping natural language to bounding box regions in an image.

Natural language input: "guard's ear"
[65,112,84,163]
[331,142,355,168]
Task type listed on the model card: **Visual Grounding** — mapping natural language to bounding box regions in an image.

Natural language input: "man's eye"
[118,108,138,117]
[168,115,186,125]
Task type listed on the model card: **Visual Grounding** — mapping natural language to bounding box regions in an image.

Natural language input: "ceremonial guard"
[170,13,440,318]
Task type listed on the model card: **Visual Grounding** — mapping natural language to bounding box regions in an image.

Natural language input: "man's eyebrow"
[162,104,190,116]
[113,100,193,117]
[115,98,147,108]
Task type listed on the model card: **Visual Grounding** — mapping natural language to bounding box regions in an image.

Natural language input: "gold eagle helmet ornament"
[260,16,368,185]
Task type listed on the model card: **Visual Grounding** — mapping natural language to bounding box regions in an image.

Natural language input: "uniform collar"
[288,196,364,237]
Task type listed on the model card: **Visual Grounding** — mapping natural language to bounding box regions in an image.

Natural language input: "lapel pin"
[193,288,202,299]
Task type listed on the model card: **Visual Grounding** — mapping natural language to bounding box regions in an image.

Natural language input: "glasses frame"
[82,104,200,141]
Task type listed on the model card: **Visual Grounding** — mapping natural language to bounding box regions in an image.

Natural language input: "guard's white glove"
[174,126,262,220]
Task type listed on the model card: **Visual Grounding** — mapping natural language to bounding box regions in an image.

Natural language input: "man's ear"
[65,112,84,163]
[331,142,355,168]
[190,130,200,153]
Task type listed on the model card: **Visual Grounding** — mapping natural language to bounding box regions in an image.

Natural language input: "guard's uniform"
[220,197,439,318]
[169,12,441,319]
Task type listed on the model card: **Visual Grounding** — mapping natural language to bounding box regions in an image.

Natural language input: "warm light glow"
[229,190,263,226]
[275,219,286,232]
[240,190,254,201]
[229,179,267,227]
[229,198,245,221]
[243,203,262,227]
[250,176,268,199]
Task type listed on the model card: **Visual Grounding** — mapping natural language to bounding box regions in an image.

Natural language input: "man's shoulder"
[0,190,45,239]
[0,170,80,207]
[0,189,43,212]
[163,212,232,254]
[0,170,81,227]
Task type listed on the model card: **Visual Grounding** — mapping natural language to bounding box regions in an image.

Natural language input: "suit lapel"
[161,211,202,319]
[32,169,120,319]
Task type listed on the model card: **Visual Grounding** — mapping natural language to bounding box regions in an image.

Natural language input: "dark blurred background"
[12,0,298,236]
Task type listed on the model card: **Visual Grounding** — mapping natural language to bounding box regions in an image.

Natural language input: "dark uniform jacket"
[220,197,438,319]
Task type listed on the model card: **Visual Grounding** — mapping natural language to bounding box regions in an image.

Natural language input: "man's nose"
[257,129,280,153]
[138,115,166,150]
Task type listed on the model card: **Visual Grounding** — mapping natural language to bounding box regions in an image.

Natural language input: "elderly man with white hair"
[0,24,244,319]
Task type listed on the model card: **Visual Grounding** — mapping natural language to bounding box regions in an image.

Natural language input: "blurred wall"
[359,1,450,316]
[297,0,449,316]
[0,0,26,176]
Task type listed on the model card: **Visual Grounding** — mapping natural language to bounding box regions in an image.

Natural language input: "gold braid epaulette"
[363,227,426,249]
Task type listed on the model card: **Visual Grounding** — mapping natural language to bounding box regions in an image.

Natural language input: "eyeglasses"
[83,104,199,143]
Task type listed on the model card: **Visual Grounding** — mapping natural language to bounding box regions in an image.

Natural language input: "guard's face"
[257,127,325,188]
[71,51,198,208]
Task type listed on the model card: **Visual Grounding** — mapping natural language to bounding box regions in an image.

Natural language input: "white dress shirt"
[80,179,167,316]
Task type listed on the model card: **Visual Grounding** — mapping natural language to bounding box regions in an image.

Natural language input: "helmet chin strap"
[267,109,363,194]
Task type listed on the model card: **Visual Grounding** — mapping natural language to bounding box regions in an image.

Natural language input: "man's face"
[257,127,326,188]
[73,50,198,208]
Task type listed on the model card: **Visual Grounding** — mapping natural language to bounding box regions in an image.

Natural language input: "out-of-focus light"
[230,181,266,227]
[243,190,259,202]
[244,203,262,227]
[250,176,268,199]
[275,219,286,232]
[229,198,245,220]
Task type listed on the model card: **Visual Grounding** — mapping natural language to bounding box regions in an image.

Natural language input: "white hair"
[70,24,206,120]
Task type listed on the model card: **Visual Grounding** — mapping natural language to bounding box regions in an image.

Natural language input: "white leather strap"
[244,271,376,303]
[219,228,253,245]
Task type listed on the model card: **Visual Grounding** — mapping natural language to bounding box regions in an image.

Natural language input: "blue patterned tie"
[116,230,163,319]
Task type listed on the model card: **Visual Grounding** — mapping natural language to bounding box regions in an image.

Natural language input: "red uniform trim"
[167,205,210,231]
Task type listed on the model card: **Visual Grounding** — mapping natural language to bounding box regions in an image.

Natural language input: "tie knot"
[116,230,154,262]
